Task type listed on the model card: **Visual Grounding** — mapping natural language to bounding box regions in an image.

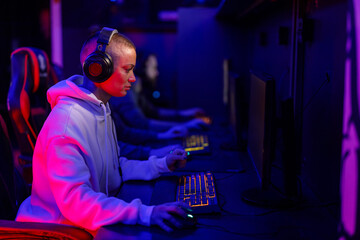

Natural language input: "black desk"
[94,172,339,240]
[94,119,339,240]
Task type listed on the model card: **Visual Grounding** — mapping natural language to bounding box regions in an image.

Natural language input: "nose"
[129,73,136,83]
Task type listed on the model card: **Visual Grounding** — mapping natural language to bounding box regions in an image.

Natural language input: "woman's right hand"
[150,202,189,232]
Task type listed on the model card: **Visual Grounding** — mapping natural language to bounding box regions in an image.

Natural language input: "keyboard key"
[185,185,190,195]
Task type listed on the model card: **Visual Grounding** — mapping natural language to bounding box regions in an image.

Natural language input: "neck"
[93,88,111,104]
[82,76,111,104]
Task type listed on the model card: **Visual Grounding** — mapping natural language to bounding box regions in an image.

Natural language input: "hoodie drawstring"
[101,103,109,196]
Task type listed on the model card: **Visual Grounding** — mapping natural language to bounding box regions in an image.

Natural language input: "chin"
[111,92,126,98]
[119,91,128,97]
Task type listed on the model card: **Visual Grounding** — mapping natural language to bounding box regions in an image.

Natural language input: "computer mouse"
[170,212,198,229]
[186,151,192,161]
[182,213,198,228]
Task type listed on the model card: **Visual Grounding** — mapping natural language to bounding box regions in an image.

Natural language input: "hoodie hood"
[47,75,102,110]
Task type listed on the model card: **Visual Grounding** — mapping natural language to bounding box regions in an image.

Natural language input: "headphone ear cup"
[83,51,113,83]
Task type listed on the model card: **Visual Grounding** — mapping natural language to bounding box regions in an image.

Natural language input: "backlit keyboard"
[176,172,220,214]
[183,134,209,153]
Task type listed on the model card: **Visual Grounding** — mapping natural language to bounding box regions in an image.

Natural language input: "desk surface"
[94,119,338,240]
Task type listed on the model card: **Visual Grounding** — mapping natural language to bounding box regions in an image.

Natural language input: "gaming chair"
[7,47,59,185]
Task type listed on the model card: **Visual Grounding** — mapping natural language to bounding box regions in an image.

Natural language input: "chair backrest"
[7,47,58,184]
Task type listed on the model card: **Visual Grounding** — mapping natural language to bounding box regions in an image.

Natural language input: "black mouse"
[186,151,192,161]
[170,212,198,229]
[182,213,198,228]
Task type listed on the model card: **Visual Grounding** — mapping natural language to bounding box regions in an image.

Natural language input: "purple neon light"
[50,0,63,67]
[340,2,359,237]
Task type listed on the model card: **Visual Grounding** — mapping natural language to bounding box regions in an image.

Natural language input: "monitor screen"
[247,72,276,190]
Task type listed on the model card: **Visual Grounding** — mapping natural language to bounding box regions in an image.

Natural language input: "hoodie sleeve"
[46,136,154,230]
[120,156,171,181]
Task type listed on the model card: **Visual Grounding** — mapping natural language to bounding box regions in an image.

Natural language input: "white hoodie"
[16,75,170,232]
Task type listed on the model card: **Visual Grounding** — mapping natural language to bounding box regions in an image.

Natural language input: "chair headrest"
[10,47,50,93]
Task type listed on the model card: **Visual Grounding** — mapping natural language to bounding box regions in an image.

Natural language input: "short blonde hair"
[80,30,135,65]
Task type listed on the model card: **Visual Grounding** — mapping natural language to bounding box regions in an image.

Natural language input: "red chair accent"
[0,220,93,240]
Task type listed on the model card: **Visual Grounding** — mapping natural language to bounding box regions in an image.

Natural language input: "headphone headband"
[96,27,118,52]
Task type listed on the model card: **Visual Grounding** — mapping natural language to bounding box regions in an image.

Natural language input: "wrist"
[158,156,172,172]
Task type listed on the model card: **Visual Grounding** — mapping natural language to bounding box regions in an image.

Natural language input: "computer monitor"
[242,71,297,207]
[247,72,276,190]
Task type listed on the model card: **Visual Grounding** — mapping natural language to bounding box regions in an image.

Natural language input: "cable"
[213,172,237,181]
[217,192,227,209]
[302,72,330,113]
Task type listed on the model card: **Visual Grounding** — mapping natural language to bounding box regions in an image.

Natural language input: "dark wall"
[62,28,88,78]
[245,4,293,103]
[125,31,178,107]
[177,8,229,115]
